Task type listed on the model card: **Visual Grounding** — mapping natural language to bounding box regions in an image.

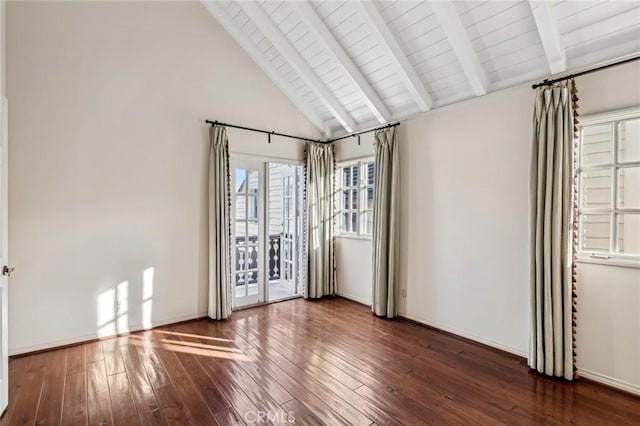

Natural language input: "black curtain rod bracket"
[531,55,640,89]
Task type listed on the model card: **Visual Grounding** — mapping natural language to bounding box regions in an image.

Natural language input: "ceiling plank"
[293,1,390,124]
[529,1,567,74]
[354,1,433,112]
[430,1,489,96]
[200,1,327,135]
[240,1,356,133]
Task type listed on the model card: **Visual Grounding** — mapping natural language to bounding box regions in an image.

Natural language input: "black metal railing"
[235,234,281,285]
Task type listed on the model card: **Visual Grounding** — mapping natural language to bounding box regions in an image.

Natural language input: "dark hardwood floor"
[3,297,639,425]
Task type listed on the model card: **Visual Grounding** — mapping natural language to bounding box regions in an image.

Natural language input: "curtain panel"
[529,82,576,380]
[372,127,400,318]
[208,125,233,320]
[305,143,335,299]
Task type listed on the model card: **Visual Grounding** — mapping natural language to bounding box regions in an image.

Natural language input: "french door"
[231,156,303,308]
[231,157,264,308]
[281,175,295,290]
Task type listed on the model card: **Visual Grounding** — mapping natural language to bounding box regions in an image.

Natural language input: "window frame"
[577,106,640,268]
[336,157,375,238]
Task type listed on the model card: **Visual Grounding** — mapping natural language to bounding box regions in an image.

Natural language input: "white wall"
[1,0,5,98]
[7,1,318,354]
[335,62,640,392]
[572,62,640,394]
[397,86,532,356]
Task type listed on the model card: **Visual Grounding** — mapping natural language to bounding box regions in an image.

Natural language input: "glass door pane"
[267,163,303,301]
[232,163,263,307]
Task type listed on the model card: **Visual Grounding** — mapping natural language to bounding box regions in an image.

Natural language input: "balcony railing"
[235,234,281,285]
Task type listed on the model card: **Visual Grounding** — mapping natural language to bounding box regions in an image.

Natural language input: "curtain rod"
[205,120,323,143]
[205,120,400,144]
[531,55,640,89]
[327,122,400,143]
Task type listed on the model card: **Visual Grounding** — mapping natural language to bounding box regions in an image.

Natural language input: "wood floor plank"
[86,360,114,426]
[153,384,193,426]
[168,323,288,422]
[130,334,172,390]
[154,329,232,415]
[4,298,640,425]
[61,372,88,426]
[281,398,324,426]
[192,321,294,405]
[7,352,52,426]
[34,349,67,425]
[242,345,355,426]
[119,343,166,426]
[86,341,104,363]
[108,372,140,425]
[213,408,246,426]
[102,339,125,376]
[142,331,218,425]
[66,344,86,375]
[3,356,30,422]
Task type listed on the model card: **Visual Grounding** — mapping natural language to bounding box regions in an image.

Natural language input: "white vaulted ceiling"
[202,1,640,137]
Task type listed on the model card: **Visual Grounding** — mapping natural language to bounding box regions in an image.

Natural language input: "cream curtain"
[372,127,399,318]
[208,125,232,320]
[305,143,335,299]
[529,83,575,380]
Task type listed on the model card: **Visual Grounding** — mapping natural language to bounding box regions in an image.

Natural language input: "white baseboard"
[9,312,208,356]
[336,292,371,307]
[577,367,640,396]
[397,311,528,358]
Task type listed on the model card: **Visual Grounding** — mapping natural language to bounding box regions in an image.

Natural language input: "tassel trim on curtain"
[571,80,579,375]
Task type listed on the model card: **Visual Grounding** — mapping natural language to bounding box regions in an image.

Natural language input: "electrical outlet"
[401,289,407,298]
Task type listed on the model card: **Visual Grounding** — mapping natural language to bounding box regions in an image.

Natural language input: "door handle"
[2,266,14,277]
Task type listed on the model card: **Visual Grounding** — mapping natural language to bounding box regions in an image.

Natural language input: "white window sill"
[576,256,640,269]
[335,234,372,241]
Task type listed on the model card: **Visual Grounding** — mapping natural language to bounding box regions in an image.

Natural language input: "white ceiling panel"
[203,0,640,137]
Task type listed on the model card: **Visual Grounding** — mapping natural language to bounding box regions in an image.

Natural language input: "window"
[578,108,640,264]
[337,159,375,236]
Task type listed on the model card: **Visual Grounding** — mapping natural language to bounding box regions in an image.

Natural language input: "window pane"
[618,119,640,163]
[342,167,350,187]
[365,211,373,234]
[247,221,258,239]
[247,170,259,194]
[343,190,349,210]
[617,214,640,256]
[367,162,375,185]
[246,245,259,270]
[367,188,374,209]
[580,169,612,209]
[352,165,359,186]
[342,213,349,233]
[581,123,612,166]
[235,272,245,286]
[235,221,246,239]
[352,189,358,209]
[247,195,258,220]
[236,247,246,272]
[235,195,246,220]
[351,212,357,233]
[617,167,640,209]
[235,169,246,193]
[580,214,611,252]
